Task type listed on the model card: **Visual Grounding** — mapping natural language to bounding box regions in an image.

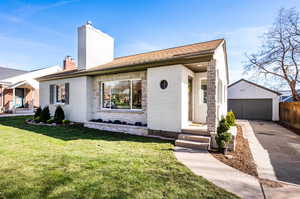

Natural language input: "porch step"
[178,134,210,143]
[175,139,210,150]
[181,128,210,136]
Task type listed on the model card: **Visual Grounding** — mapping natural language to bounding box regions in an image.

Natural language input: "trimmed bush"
[113,120,121,124]
[226,111,236,126]
[47,119,55,124]
[216,118,232,152]
[62,120,70,124]
[54,105,65,124]
[34,107,42,119]
[40,106,51,123]
[135,122,142,126]
[34,116,40,123]
[217,118,230,134]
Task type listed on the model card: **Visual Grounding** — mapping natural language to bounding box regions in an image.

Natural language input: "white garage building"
[228,79,281,121]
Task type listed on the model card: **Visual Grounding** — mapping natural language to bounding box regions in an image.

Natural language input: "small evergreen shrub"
[96,119,103,123]
[54,105,65,124]
[113,120,121,124]
[34,116,40,123]
[217,118,230,134]
[216,118,232,151]
[62,120,70,124]
[34,107,42,119]
[226,111,236,126]
[135,122,142,126]
[47,119,54,124]
[40,106,51,123]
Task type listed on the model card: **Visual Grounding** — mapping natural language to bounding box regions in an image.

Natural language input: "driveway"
[249,121,300,185]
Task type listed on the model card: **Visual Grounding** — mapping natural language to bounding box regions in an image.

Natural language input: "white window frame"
[100,79,142,111]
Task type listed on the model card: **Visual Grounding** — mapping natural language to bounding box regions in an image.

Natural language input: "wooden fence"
[279,102,300,130]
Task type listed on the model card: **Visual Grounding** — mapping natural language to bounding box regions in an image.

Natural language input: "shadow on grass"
[0,116,173,144]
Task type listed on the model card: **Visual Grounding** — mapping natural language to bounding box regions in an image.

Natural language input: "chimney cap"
[86,21,92,25]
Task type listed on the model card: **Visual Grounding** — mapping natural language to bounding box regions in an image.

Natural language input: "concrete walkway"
[238,120,300,199]
[174,147,264,199]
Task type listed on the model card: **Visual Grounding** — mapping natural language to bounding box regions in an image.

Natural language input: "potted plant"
[216,118,232,154]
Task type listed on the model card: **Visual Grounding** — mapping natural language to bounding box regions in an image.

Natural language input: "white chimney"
[77,21,114,70]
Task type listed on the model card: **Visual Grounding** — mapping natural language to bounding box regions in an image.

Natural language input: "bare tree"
[246,8,300,101]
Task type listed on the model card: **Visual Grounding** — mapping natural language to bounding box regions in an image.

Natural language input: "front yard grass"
[0,116,239,199]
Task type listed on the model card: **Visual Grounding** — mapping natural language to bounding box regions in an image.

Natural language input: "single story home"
[0,66,63,113]
[38,22,229,149]
[228,79,281,121]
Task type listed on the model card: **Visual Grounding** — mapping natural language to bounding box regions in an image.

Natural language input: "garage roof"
[228,79,281,95]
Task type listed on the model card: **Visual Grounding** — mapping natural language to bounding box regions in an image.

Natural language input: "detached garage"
[228,79,281,121]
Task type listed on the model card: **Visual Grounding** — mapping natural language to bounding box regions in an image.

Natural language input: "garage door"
[228,99,272,121]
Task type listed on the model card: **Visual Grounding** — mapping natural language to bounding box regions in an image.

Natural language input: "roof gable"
[229,79,281,95]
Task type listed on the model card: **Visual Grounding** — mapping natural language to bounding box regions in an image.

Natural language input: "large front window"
[102,80,142,110]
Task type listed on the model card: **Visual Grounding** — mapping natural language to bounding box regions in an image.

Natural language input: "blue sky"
[0,0,299,83]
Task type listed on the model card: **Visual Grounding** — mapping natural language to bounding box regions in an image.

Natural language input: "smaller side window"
[201,80,207,104]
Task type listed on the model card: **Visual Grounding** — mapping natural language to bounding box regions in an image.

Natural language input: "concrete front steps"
[175,132,211,150]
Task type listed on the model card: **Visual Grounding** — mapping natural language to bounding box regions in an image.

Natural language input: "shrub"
[40,106,51,123]
[62,120,70,124]
[96,119,103,123]
[216,118,232,151]
[34,107,42,119]
[47,119,55,124]
[54,105,65,124]
[34,116,40,123]
[226,111,236,126]
[113,120,121,124]
[217,118,230,134]
[135,122,142,126]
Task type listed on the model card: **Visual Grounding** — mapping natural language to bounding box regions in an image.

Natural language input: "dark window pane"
[201,80,207,104]
[132,80,142,109]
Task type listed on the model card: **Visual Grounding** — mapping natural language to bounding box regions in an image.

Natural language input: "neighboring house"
[0,66,63,113]
[279,89,300,102]
[38,22,229,147]
[0,66,28,80]
[228,79,281,121]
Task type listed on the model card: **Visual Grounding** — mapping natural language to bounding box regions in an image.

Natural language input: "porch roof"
[37,39,224,82]
[1,80,35,89]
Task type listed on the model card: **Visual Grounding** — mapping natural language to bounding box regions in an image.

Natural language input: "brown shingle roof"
[88,38,224,71]
[38,39,224,81]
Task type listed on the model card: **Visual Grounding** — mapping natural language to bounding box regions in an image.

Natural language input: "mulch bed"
[210,125,258,177]
[210,125,285,188]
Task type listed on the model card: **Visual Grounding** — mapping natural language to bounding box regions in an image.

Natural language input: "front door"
[15,88,25,108]
[188,76,193,121]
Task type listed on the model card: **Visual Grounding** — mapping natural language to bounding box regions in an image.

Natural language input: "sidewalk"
[174,147,264,199]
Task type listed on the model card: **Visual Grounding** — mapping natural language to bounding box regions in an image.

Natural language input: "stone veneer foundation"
[84,121,148,136]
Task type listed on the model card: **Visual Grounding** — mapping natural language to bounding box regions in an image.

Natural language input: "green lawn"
[0,116,238,199]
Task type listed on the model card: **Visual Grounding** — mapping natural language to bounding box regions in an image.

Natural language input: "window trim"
[100,78,142,111]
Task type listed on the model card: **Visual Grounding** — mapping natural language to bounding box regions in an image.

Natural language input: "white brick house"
[38,22,229,149]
